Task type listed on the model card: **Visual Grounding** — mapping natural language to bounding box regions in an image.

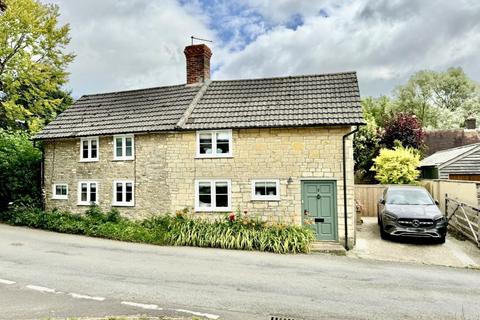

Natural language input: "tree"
[380,112,425,150]
[354,117,380,183]
[395,68,479,128]
[0,129,42,211]
[371,144,420,185]
[0,0,74,133]
[361,96,394,128]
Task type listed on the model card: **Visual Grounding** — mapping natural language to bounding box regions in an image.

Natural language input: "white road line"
[121,301,162,310]
[0,279,16,285]
[69,293,105,301]
[176,308,220,319]
[25,285,56,293]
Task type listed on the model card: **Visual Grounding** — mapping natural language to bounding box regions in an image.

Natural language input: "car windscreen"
[386,189,434,205]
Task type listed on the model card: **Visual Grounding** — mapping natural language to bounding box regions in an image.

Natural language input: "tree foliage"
[0,129,42,211]
[371,144,420,185]
[354,117,380,183]
[0,0,74,133]
[395,68,480,128]
[380,112,425,150]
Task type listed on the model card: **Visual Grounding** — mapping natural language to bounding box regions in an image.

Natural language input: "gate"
[445,194,480,247]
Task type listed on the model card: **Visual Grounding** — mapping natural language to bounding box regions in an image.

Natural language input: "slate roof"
[35,72,363,139]
[420,143,480,167]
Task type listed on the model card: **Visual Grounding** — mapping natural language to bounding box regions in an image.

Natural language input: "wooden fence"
[354,185,385,217]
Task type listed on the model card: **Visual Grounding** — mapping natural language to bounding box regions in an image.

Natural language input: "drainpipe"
[342,126,359,250]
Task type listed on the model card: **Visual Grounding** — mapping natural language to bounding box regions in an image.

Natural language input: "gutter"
[342,125,360,250]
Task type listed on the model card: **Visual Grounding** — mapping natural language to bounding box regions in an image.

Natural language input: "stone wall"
[43,126,356,247]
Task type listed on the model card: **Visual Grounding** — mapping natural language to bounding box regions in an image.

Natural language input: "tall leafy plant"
[371,144,420,184]
[380,112,425,150]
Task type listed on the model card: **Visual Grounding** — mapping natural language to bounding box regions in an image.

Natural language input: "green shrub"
[0,207,315,254]
[371,143,421,184]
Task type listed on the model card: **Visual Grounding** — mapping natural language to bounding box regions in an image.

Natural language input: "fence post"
[444,193,448,216]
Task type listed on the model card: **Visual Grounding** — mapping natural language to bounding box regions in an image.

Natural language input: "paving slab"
[348,217,480,268]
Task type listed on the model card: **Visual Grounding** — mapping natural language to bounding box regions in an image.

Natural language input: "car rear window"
[386,189,434,205]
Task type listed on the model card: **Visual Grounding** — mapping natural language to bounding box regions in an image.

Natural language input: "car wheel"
[380,225,388,240]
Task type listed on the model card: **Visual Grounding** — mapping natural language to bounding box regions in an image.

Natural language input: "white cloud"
[215,0,480,96]
[46,0,480,98]
[48,0,214,97]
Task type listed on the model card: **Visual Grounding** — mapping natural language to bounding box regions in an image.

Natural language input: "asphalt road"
[1,224,479,320]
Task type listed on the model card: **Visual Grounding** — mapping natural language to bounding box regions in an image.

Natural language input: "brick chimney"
[184,44,212,84]
[465,117,477,130]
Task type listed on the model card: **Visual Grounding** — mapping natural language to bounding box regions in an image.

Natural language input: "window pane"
[215,182,228,194]
[199,133,212,154]
[216,194,228,207]
[199,195,211,207]
[125,138,132,157]
[81,183,88,201]
[266,182,277,196]
[216,132,230,154]
[125,183,133,202]
[255,182,266,196]
[90,183,97,202]
[82,141,89,159]
[56,185,62,195]
[198,182,211,195]
[116,183,123,202]
[91,140,97,158]
[198,182,211,207]
[116,138,123,157]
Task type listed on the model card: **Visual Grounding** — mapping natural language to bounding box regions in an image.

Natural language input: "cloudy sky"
[46,0,480,98]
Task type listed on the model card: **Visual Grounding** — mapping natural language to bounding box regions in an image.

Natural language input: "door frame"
[300,179,339,241]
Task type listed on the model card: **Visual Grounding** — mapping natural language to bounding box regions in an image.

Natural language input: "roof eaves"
[438,143,480,169]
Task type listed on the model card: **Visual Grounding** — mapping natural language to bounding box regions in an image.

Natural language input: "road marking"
[26,285,56,293]
[121,301,162,310]
[69,293,105,301]
[0,279,16,285]
[176,308,220,319]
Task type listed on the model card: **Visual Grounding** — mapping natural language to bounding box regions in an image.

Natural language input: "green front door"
[301,181,337,241]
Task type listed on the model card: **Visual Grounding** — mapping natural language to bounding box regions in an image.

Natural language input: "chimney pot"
[184,44,212,85]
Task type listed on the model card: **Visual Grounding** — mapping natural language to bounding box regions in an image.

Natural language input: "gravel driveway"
[348,217,480,268]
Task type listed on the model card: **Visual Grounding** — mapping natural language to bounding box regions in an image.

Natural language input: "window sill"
[77,202,99,206]
[195,208,232,212]
[52,197,68,200]
[195,155,233,159]
[112,203,135,207]
[112,158,135,161]
[251,198,281,202]
[79,159,99,163]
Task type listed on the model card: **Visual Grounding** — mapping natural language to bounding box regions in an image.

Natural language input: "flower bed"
[0,206,315,254]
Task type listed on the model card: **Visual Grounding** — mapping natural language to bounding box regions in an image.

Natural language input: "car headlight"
[434,216,447,224]
[384,212,398,221]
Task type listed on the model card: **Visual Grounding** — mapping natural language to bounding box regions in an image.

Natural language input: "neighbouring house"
[420,143,480,181]
[34,44,364,248]
[424,118,480,156]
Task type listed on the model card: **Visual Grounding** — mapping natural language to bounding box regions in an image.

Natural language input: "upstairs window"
[113,135,134,160]
[78,181,98,205]
[52,184,68,200]
[113,180,134,206]
[195,180,231,211]
[251,180,280,201]
[196,130,232,158]
[80,137,99,161]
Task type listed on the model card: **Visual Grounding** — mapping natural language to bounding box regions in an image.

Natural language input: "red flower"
[229,212,235,221]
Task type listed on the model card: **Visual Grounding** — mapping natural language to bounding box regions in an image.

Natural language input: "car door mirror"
[434,199,439,205]
[379,199,385,205]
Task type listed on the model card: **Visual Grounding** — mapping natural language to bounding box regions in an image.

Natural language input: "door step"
[311,242,346,256]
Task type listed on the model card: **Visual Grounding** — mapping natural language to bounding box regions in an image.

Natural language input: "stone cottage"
[34,44,364,248]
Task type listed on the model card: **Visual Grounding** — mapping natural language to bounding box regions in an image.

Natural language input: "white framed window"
[77,181,98,205]
[251,180,280,201]
[52,184,68,200]
[112,180,134,206]
[195,179,231,212]
[196,130,232,158]
[113,135,134,160]
[80,137,99,162]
